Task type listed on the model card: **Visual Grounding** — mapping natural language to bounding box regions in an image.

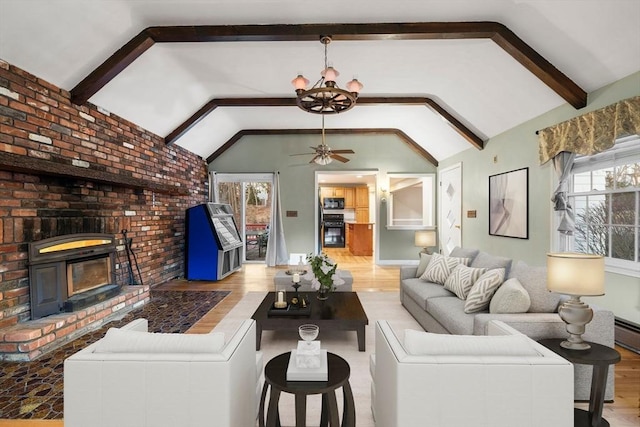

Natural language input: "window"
[568,137,640,276]
[386,173,435,230]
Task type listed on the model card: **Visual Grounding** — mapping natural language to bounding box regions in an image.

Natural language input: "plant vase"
[317,287,330,301]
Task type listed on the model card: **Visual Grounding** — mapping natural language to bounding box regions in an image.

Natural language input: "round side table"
[258,351,355,427]
[538,339,621,427]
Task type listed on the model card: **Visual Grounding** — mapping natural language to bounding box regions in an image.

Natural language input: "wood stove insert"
[28,233,120,319]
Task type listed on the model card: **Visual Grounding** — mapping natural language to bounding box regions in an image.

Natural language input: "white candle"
[277,291,284,303]
[293,273,300,283]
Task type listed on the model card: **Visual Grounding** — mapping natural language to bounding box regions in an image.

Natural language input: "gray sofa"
[399,247,615,401]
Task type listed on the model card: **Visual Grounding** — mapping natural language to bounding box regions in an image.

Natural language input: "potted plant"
[303,252,345,300]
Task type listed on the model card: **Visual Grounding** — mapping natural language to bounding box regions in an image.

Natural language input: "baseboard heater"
[615,318,640,354]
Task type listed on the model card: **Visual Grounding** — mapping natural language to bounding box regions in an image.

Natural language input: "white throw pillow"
[94,327,225,353]
[420,253,470,285]
[415,253,433,278]
[403,329,540,356]
[490,278,531,313]
[443,264,488,300]
[464,268,506,313]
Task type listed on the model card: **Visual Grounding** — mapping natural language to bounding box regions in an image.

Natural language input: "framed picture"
[489,167,529,239]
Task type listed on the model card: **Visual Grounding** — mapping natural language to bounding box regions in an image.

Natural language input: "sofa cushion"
[415,253,433,277]
[94,328,226,354]
[426,297,475,335]
[420,253,470,285]
[402,278,455,310]
[464,268,506,313]
[508,261,561,313]
[490,278,531,313]
[444,264,488,300]
[470,251,512,276]
[449,247,480,263]
[403,328,541,356]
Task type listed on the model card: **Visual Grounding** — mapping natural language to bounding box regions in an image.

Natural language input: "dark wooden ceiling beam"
[206,128,438,166]
[71,22,587,108]
[165,96,484,150]
[71,32,155,105]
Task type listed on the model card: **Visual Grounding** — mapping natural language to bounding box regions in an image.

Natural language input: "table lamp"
[414,230,437,254]
[546,252,605,350]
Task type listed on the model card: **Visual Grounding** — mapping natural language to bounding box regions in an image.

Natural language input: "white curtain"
[551,152,576,251]
[265,172,288,266]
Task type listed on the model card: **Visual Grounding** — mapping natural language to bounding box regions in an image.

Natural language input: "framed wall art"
[488,167,529,239]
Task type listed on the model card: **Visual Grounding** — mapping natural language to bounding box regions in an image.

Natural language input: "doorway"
[316,171,378,264]
[215,173,273,262]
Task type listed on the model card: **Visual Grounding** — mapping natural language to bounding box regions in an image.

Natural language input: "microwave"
[323,197,345,210]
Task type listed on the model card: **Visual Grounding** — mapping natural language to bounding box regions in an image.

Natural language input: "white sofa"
[370,320,574,427]
[64,318,262,427]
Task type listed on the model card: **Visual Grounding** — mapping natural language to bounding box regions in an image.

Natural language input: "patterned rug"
[0,289,230,419]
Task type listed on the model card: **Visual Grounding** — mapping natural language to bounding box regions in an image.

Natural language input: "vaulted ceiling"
[1,0,638,163]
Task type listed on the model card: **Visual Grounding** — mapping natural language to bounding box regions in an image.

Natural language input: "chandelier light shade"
[292,36,363,114]
[546,252,605,350]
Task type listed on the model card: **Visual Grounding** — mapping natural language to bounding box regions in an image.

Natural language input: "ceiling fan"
[291,116,355,165]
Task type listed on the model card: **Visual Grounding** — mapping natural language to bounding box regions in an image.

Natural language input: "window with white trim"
[568,137,640,276]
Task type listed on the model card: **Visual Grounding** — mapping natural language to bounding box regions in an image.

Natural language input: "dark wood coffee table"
[251,292,369,351]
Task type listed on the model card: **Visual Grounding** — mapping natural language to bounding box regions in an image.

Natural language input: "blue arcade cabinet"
[185,203,243,280]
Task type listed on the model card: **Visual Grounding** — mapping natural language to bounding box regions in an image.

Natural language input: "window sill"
[605,258,640,278]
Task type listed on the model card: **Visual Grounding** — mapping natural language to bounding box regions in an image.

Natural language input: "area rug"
[0,289,230,420]
[213,291,422,427]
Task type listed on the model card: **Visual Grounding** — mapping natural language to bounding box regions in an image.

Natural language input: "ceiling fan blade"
[330,149,355,154]
[290,152,315,156]
[330,154,350,163]
[309,155,320,164]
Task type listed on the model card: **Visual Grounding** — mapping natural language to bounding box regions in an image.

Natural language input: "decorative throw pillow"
[490,278,531,313]
[94,328,226,354]
[415,253,433,278]
[464,268,506,313]
[444,264,488,300]
[420,253,470,285]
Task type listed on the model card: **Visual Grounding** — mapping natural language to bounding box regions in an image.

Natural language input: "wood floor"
[3,248,638,426]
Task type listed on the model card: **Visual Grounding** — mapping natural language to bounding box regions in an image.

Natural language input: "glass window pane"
[592,167,614,191]
[573,171,591,193]
[615,163,640,189]
[574,225,588,253]
[611,226,634,261]
[611,192,636,225]
[573,196,587,225]
[587,195,608,224]
[587,225,609,256]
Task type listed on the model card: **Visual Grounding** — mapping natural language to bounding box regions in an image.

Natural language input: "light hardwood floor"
[3,248,638,426]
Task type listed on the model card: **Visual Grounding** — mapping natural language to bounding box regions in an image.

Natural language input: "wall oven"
[322,213,345,248]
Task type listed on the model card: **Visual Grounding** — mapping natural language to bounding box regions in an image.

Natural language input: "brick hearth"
[0,285,149,361]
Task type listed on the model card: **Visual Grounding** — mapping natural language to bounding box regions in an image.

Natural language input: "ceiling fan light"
[291,74,309,91]
[315,156,332,165]
[346,78,363,94]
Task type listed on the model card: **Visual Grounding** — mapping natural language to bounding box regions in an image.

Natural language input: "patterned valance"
[538,96,640,164]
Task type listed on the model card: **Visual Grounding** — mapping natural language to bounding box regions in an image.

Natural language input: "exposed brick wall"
[0,60,208,328]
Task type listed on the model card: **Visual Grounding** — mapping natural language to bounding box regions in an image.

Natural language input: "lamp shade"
[546,252,605,296]
[414,230,436,248]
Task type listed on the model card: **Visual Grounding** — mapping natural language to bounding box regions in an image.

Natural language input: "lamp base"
[557,296,593,351]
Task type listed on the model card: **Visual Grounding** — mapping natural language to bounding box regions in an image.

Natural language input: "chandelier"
[291,36,363,114]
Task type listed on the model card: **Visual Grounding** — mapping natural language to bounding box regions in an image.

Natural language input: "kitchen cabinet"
[320,187,335,200]
[347,223,373,256]
[355,208,369,223]
[355,187,368,207]
[344,187,355,208]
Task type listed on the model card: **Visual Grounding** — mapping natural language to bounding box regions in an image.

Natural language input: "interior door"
[439,163,462,255]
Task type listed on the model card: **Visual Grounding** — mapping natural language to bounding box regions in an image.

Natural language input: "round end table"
[258,351,355,427]
[538,339,621,427]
